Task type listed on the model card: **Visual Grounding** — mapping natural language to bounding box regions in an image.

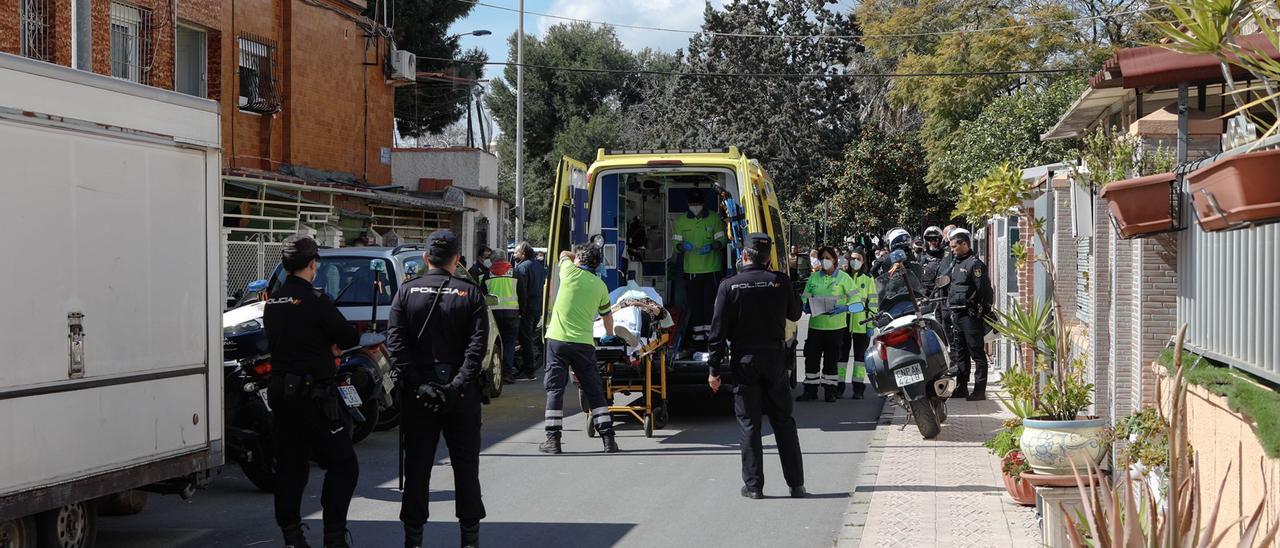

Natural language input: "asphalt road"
[98,356,882,547]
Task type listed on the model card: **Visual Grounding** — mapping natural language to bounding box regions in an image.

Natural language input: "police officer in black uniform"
[874,228,925,319]
[707,233,806,500]
[945,228,993,401]
[387,230,489,548]
[262,235,361,548]
[919,226,946,297]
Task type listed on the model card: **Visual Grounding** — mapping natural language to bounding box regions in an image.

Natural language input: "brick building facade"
[3,0,396,186]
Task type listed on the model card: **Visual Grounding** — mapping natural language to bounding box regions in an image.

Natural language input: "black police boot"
[404,523,423,548]
[740,485,763,499]
[951,385,969,400]
[461,522,480,548]
[851,382,866,399]
[322,527,350,548]
[823,385,837,402]
[966,389,987,401]
[538,433,562,454]
[789,485,808,498]
[601,433,619,453]
[834,381,846,399]
[796,384,818,401]
[281,523,311,548]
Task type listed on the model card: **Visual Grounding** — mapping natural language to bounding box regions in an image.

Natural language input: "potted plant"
[1072,128,1179,239]
[1156,2,1280,231]
[984,417,1036,506]
[1111,406,1171,509]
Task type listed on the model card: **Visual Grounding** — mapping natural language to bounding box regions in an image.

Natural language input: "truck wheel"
[0,516,37,548]
[909,398,941,440]
[35,501,96,548]
[350,369,380,444]
[96,490,147,516]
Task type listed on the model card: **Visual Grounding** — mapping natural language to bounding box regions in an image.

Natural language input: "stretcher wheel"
[655,404,669,429]
[644,415,654,438]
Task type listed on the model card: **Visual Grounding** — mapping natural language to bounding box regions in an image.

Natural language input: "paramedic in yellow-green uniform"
[844,247,878,399]
[799,246,858,402]
[672,189,727,351]
[483,260,521,384]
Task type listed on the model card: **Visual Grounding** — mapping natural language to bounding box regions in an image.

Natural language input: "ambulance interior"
[586,168,744,328]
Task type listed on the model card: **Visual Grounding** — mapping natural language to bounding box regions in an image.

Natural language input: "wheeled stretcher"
[582,331,672,438]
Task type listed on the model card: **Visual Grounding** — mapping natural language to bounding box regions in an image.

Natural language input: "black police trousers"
[517,307,542,373]
[951,312,989,393]
[269,385,359,534]
[732,349,805,491]
[400,384,486,528]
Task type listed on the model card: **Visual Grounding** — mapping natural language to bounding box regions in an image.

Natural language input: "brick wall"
[1017,212,1036,370]
[1089,198,1113,420]
[223,0,394,185]
[1052,187,1078,320]
[1109,230,1136,420]
[1130,234,1178,409]
[2,0,78,65]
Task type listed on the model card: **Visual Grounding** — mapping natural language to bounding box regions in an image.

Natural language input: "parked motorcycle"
[337,332,395,442]
[863,262,957,439]
[223,353,277,492]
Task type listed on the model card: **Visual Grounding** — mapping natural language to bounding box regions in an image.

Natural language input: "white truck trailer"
[0,53,222,547]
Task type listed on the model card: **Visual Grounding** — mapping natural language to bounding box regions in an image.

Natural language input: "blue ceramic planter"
[1019,417,1107,475]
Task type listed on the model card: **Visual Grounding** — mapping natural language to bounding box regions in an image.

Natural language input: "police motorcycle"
[221,283,278,491]
[862,250,957,439]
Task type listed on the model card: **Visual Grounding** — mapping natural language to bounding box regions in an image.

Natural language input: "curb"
[835,396,894,547]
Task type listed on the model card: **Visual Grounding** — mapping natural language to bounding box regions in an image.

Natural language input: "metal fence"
[20,0,51,62]
[225,237,285,304]
[1178,218,1280,384]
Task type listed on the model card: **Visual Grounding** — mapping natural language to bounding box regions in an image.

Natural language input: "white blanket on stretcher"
[594,281,670,353]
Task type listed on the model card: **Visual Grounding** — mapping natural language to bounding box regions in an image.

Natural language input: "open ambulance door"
[542,156,590,324]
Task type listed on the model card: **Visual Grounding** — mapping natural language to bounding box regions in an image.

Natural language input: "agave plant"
[1061,326,1280,547]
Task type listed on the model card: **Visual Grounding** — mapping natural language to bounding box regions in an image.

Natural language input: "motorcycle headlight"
[223,318,263,337]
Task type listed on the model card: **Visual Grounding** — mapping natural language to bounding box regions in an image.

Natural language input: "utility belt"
[400,362,487,411]
[272,373,347,423]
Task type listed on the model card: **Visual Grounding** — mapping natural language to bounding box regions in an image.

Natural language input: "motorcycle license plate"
[258,388,271,411]
[894,364,925,386]
[338,384,363,407]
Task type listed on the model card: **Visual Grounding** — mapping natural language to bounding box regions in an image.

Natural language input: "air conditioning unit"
[391,49,417,82]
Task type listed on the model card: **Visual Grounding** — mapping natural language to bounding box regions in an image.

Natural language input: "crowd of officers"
[258,218,992,548]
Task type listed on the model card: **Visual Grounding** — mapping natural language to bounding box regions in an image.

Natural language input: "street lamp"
[448,29,492,41]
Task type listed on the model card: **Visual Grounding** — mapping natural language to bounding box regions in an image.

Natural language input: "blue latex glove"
[600,335,622,346]
[803,302,811,315]
[678,242,694,253]
[699,244,713,254]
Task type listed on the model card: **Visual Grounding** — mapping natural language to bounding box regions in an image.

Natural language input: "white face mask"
[482,259,492,268]
[688,205,703,216]
[852,259,863,271]
[821,259,834,271]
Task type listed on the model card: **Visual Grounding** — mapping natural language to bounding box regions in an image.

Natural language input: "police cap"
[427,230,461,262]
[281,235,319,272]
[745,232,772,256]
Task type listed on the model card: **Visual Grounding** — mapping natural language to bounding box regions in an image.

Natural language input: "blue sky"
[446,0,734,63]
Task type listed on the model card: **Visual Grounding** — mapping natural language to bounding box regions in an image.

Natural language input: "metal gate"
[224,234,285,302]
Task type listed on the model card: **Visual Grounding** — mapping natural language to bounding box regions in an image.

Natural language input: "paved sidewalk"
[838,390,1041,547]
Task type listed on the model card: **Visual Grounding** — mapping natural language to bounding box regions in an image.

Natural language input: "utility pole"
[514,0,525,243]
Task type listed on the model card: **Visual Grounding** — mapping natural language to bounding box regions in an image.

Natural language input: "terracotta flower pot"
[1001,453,1036,506]
[1187,149,1280,231]
[1098,172,1178,238]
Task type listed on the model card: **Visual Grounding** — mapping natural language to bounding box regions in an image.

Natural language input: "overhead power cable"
[417,55,1085,79]
[452,0,1154,40]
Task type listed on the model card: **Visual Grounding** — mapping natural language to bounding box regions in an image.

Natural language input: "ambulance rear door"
[543,156,591,321]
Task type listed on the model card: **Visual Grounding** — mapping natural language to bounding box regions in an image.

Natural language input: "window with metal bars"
[238,34,280,113]
[110,2,151,84]
[19,0,51,62]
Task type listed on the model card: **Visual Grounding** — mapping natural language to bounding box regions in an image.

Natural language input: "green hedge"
[1158,349,1280,459]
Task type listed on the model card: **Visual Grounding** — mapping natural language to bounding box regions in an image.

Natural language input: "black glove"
[414,383,448,413]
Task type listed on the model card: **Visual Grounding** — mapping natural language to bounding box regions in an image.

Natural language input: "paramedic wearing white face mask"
[672,188,727,355]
